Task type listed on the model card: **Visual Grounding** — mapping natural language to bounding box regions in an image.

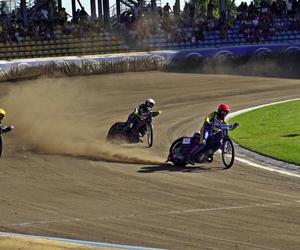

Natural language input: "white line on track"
[165,200,299,214]
[227,98,300,178]
[4,200,300,228]
[227,98,300,118]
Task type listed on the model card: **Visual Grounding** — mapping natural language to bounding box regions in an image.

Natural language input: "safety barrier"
[1,44,300,81]
[0,52,175,82]
[173,43,300,61]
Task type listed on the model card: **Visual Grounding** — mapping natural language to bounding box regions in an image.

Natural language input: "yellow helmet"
[0,108,6,117]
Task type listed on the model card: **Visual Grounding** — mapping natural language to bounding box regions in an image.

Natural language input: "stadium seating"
[0,32,130,60]
[143,18,300,50]
[2,16,300,60]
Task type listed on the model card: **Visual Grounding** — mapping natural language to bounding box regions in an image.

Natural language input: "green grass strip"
[229,100,300,165]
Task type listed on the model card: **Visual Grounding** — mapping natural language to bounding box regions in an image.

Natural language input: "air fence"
[0,44,300,81]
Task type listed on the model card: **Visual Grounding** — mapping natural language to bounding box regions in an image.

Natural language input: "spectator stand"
[109,0,166,50]
[0,0,131,59]
[119,0,300,51]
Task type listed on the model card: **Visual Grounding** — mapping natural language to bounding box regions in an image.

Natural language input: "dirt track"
[0,72,299,250]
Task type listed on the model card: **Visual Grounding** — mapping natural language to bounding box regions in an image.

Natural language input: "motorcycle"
[106,111,161,147]
[167,122,239,169]
[0,125,14,157]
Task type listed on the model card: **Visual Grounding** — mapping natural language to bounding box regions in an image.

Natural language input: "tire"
[146,123,153,147]
[169,138,187,167]
[106,122,125,142]
[169,137,184,154]
[221,138,235,169]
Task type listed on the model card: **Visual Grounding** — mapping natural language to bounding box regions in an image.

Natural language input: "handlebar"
[0,125,14,134]
[211,122,239,131]
[149,111,162,117]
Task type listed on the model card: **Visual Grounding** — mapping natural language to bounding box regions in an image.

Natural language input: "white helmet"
[145,98,155,109]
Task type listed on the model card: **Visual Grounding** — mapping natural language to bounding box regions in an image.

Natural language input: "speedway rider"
[0,108,14,134]
[187,103,239,164]
[124,98,160,140]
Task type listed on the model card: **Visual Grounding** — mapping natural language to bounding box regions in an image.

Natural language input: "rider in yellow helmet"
[0,108,14,133]
[0,108,6,120]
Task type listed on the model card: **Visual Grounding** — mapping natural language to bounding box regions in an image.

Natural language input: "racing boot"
[187,151,196,165]
[187,144,204,165]
[187,156,195,165]
[123,122,133,135]
[138,132,143,143]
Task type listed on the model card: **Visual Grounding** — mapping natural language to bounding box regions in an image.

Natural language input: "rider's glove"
[233,122,240,128]
[1,125,13,133]
[158,110,162,114]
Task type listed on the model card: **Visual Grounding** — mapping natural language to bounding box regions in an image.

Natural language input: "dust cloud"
[168,53,300,79]
[2,78,163,165]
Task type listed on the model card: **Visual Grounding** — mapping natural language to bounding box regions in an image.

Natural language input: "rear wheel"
[221,138,235,169]
[169,139,187,167]
[146,123,153,147]
[106,122,126,143]
[169,137,183,154]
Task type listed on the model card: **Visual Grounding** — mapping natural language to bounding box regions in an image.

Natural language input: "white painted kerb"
[227,98,300,178]
[0,232,162,250]
[227,98,300,119]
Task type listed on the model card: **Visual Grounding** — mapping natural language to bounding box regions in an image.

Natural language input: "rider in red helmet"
[187,103,238,164]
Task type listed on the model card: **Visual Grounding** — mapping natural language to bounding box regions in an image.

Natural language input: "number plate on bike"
[182,138,191,145]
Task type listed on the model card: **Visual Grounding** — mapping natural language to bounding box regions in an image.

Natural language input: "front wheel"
[146,122,153,147]
[221,138,235,169]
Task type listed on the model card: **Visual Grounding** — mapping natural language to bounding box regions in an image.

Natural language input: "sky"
[62,0,247,17]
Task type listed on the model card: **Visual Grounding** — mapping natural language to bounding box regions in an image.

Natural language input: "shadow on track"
[138,163,225,173]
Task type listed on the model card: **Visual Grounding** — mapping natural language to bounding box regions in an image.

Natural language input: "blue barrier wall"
[173,43,300,60]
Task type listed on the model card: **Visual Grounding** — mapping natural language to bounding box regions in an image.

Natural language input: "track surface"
[0,72,299,250]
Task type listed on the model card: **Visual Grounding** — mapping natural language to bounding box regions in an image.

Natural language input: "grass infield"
[229,100,300,165]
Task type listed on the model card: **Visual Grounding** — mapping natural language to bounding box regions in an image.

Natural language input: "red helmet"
[218,103,230,118]
[218,103,230,113]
